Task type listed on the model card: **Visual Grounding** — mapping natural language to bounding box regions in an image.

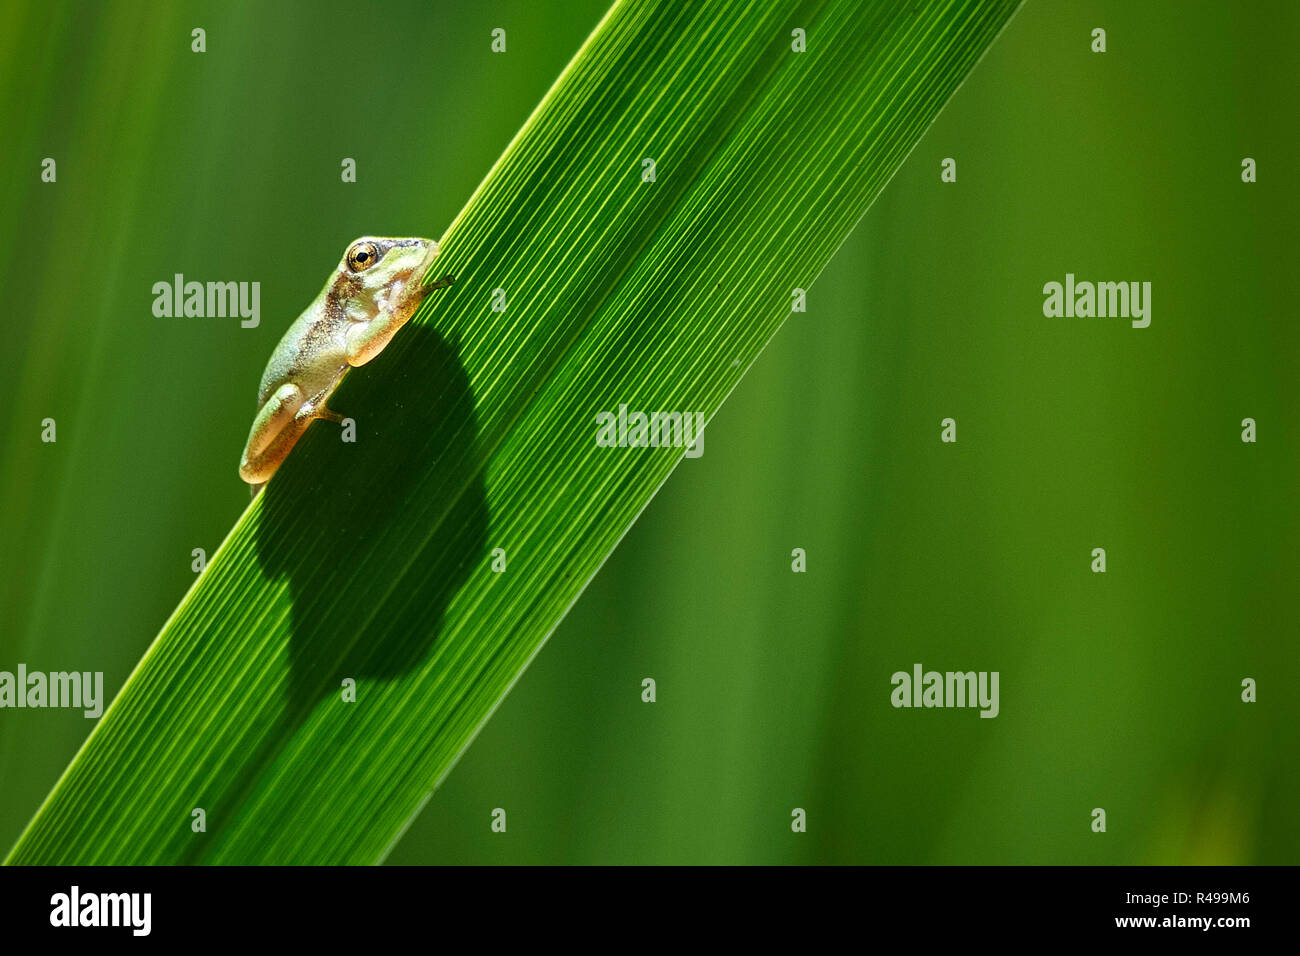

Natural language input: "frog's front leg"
[344,274,454,368]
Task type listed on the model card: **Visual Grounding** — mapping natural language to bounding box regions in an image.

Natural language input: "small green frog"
[239,236,453,495]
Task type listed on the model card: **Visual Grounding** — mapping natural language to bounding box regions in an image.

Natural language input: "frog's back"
[256,304,348,406]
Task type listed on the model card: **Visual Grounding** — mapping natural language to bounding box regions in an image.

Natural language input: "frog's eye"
[346,241,381,272]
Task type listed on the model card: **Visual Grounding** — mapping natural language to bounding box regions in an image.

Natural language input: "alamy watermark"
[595,404,705,458]
[50,886,150,936]
[152,274,260,328]
[1042,273,1151,328]
[891,663,999,718]
[0,664,103,718]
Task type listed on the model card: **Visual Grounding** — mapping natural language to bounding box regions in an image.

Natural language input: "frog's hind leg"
[311,405,345,424]
[297,377,347,425]
[240,382,308,485]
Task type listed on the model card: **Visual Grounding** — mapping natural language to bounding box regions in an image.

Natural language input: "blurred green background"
[1,0,1296,864]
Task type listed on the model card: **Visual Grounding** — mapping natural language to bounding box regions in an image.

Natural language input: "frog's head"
[333,236,443,322]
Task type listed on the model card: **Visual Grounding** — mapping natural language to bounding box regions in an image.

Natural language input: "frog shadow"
[254,324,488,721]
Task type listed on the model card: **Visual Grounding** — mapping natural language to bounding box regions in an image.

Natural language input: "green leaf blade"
[8,0,1021,865]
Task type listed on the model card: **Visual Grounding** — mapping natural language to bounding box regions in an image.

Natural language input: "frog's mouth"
[413,240,443,288]
[380,240,443,316]
[379,236,441,287]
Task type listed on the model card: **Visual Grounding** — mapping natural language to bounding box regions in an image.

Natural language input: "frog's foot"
[425,273,455,291]
[294,388,343,425]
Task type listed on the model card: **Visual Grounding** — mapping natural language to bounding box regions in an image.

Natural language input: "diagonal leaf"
[7,0,1022,864]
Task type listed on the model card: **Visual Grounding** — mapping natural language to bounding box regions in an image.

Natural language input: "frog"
[239,236,453,495]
